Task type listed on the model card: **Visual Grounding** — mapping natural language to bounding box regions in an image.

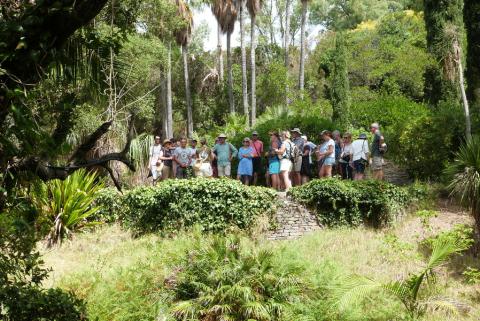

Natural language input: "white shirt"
[351,139,369,162]
[149,145,163,166]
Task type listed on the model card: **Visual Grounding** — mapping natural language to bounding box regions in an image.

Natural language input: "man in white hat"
[212,134,238,177]
[290,128,305,186]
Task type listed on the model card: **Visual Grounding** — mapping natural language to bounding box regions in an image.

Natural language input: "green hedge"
[120,178,277,235]
[289,179,410,227]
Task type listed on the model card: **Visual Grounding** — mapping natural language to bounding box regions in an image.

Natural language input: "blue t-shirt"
[320,139,335,162]
[237,147,254,176]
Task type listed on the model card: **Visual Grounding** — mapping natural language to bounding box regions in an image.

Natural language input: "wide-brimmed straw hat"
[291,128,302,134]
[218,133,227,138]
[162,139,171,145]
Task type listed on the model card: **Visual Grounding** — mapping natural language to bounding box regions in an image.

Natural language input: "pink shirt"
[250,140,264,157]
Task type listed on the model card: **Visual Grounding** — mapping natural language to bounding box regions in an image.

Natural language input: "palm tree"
[298,0,309,96]
[175,0,194,137]
[335,235,468,318]
[284,0,291,106]
[239,0,249,125]
[212,0,238,114]
[446,136,480,250]
[247,0,262,126]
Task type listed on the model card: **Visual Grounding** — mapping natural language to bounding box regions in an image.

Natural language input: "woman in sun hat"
[237,137,254,185]
[160,139,174,180]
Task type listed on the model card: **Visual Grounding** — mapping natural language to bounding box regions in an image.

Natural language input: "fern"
[333,234,469,319]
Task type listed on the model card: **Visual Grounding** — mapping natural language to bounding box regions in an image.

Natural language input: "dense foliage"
[120,178,276,235]
[31,169,104,247]
[0,215,86,320]
[289,179,411,227]
[170,234,305,321]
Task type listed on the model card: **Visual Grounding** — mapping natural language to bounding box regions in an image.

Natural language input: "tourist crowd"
[148,123,387,191]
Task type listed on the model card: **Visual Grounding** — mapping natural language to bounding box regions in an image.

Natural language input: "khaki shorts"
[280,158,292,172]
[371,156,384,171]
[161,165,173,180]
[293,156,302,172]
[217,164,231,177]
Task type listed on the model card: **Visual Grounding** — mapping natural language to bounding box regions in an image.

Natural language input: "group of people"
[148,123,386,191]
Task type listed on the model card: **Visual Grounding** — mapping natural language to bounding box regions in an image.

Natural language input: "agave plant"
[445,136,480,247]
[33,169,104,247]
[170,234,304,321]
[334,234,469,319]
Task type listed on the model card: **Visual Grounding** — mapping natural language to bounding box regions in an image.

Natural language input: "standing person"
[189,138,198,177]
[160,139,174,180]
[276,131,293,191]
[148,136,163,185]
[267,131,281,190]
[351,133,369,180]
[213,134,238,178]
[250,131,264,185]
[290,128,305,186]
[173,138,193,179]
[300,135,315,184]
[317,130,335,178]
[339,133,354,180]
[332,130,343,177]
[211,138,219,178]
[237,138,254,185]
[195,138,213,177]
[370,122,386,180]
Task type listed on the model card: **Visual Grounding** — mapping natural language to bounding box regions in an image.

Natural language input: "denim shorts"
[323,158,335,166]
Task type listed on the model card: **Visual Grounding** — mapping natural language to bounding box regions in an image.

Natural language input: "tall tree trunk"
[240,0,249,125]
[464,0,480,110]
[166,43,173,139]
[454,40,472,140]
[217,23,224,82]
[284,0,291,106]
[250,14,257,126]
[182,45,193,137]
[298,0,308,97]
[227,31,235,114]
[161,76,168,139]
[423,0,463,105]
[269,0,276,45]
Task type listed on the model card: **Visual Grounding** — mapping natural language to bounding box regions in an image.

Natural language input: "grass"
[42,212,480,321]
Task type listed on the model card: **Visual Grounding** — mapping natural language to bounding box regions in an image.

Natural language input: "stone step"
[266,195,322,240]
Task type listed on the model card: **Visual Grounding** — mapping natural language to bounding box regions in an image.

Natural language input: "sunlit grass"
[42,214,480,321]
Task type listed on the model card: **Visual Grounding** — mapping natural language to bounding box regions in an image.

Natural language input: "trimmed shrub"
[92,187,123,223]
[289,179,410,227]
[121,178,277,235]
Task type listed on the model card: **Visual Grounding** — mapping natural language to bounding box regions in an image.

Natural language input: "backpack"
[285,141,298,162]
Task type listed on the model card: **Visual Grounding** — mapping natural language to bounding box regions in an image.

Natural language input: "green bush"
[170,233,305,321]
[0,214,86,321]
[289,179,410,227]
[396,102,464,178]
[121,178,277,235]
[93,188,123,223]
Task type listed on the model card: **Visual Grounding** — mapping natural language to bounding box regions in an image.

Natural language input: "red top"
[250,140,264,157]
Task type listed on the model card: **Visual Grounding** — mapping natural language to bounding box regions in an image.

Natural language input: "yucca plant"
[334,234,469,319]
[169,234,305,321]
[33,169,104,247]
[445,136,480,250]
